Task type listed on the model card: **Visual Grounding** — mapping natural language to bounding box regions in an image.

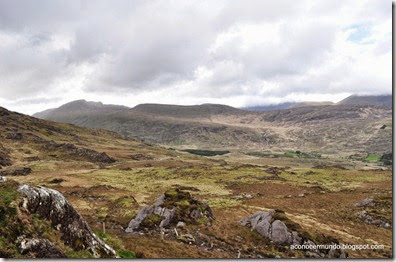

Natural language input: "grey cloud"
[0,0,391,113]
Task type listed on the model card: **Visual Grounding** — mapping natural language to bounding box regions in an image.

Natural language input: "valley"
[0,102,392,258]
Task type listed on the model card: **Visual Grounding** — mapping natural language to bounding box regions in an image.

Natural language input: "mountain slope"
[338,95,392,107]
[32,100,392,154]
[243,101,334,111]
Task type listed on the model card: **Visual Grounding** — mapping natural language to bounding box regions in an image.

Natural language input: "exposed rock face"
[126,188,215,233]
[240,210,346,258]
[17,237,66,258]
[18,184,117,258]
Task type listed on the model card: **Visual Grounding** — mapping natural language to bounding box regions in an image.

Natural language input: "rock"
[271,220,292,244]
[178,234,195,243]
[6,132,23,140]
[355,198,375,207]
[0,176,6,183]
[17,237,66,258]
[234,194,254,200]
[18,184,117,258]
[49,178,65,184]
[125,188,215,233]
[240,210,346,258]
[176,221,186,228]
[42,141,115,163]
[356,210,390,228]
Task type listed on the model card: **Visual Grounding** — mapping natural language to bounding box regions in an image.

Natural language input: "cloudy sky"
[0,0,392,114]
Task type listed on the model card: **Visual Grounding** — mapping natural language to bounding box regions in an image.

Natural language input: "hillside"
[0,105,392,258]
[338,95,392,107]
[244,101,334,111]
[33,100,392,155]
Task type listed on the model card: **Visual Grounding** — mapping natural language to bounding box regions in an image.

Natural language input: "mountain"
[337,95,392,107]
[33,100,392,154]
[133,103,244,118]
[243,101,334,111]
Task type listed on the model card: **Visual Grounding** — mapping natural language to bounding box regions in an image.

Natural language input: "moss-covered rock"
[0,179,118,258]
[240,209,346,258]
[125,188,215,233]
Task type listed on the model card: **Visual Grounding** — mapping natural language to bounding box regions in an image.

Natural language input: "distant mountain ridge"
[243,94,391,112]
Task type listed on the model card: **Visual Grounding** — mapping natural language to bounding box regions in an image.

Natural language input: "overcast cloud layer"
[0,0,392,114]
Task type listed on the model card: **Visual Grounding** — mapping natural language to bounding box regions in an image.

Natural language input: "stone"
[240,210,347,258]
[0,176,6,183]
[178,234,195,243]
[176,221,186,228]
[125,188,214,233]
[355,198,375,207]
[270,220,292,244]
[18,237,66,258]
[18,184,117,258]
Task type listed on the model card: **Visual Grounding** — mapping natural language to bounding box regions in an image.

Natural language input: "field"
[10,147,392,258]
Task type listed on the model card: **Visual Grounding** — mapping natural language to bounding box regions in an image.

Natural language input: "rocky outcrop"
[18,184,117,258]
[126,188,214,233]
[42,140,115,163]
[17,237,66,258]
[240,210,346,258]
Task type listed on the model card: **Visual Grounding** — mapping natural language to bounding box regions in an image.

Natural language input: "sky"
[0,0,392,115]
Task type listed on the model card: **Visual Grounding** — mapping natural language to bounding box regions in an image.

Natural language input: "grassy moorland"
[0,106,392,258]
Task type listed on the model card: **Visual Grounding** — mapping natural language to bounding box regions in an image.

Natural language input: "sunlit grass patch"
[365,154,381,162]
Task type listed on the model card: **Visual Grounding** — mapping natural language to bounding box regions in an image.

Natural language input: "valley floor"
[10,148,392,258]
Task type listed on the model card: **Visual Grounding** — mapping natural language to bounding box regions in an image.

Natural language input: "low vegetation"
[181,149,230,156]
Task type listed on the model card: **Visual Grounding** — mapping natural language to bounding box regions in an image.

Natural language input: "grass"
[95,231,136,258]
[365,154,381,162]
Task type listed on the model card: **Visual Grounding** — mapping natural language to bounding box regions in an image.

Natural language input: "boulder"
[240,210,346,258]
[126,188,215,233]
[17,237,66,258]
[18,184,117,258]
[355,198,375,207]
